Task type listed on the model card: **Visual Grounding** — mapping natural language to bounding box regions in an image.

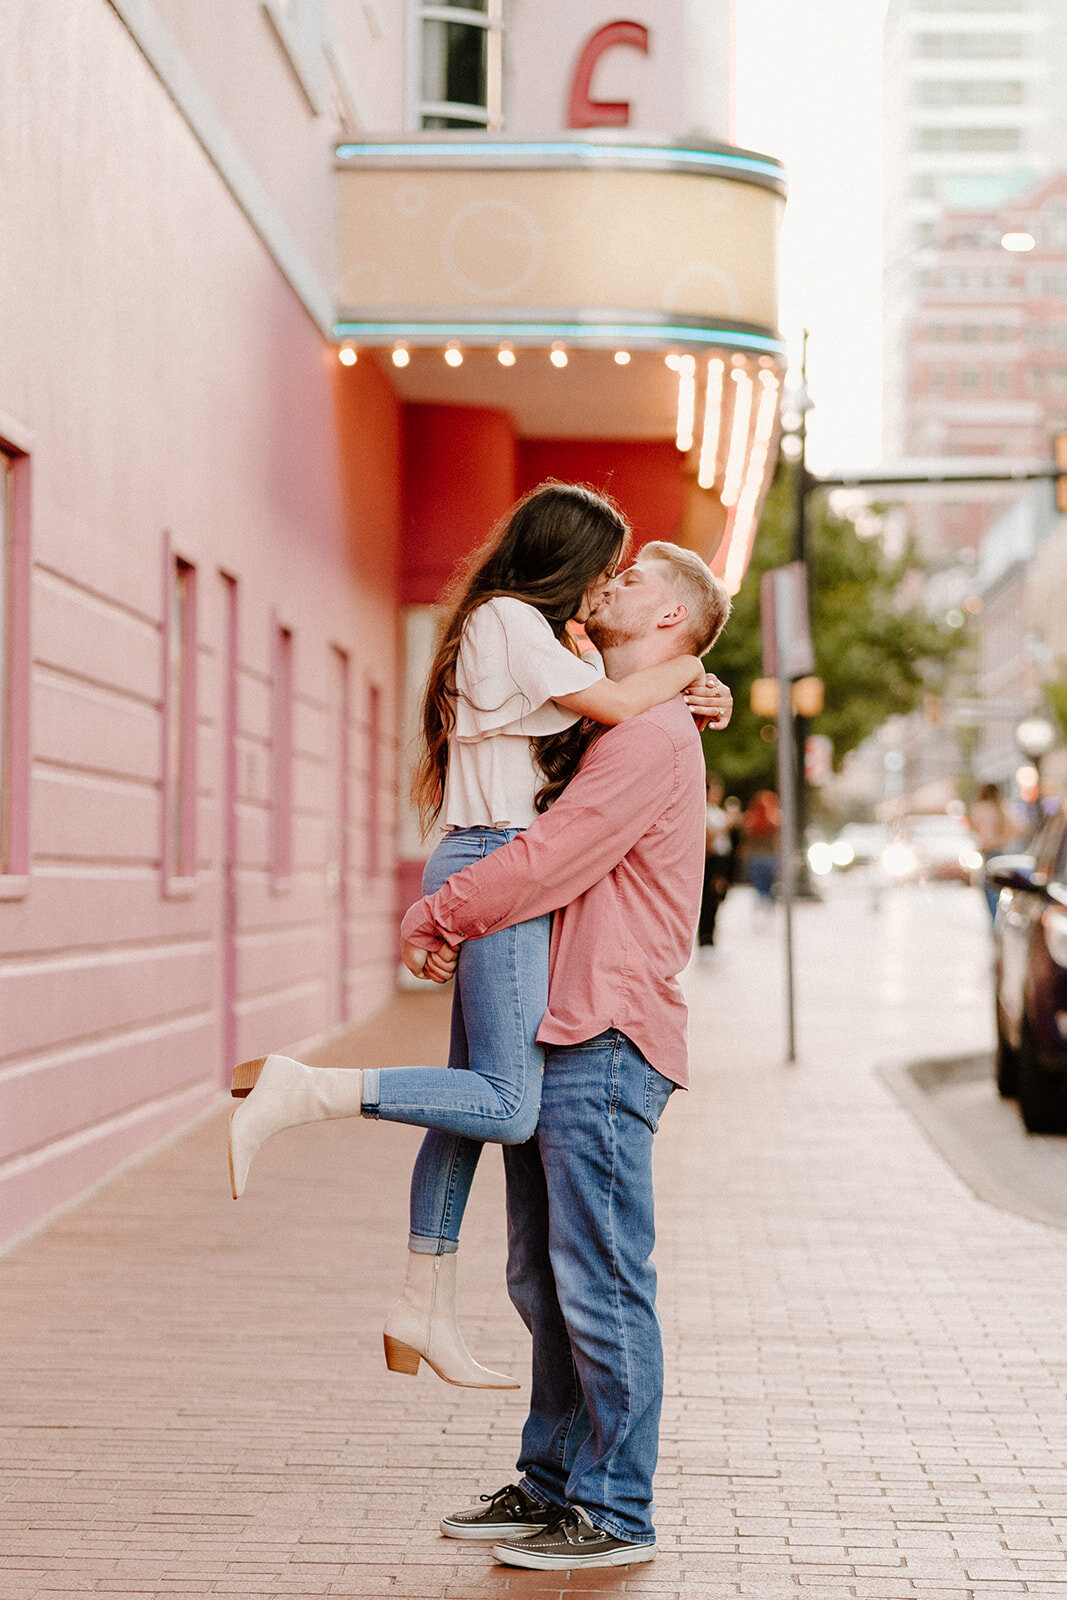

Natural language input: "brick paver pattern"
[2,882,1066,1599]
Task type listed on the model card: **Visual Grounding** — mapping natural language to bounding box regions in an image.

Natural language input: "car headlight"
[807,842,834,876]
[830,841,855,867]
[1043,907,1067,969]
[882,842,917,878]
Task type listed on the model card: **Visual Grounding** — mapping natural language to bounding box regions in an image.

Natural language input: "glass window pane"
[0,453,10,870]
[168,561,190,874]
[421,19,487,111]
[422,113,490,128]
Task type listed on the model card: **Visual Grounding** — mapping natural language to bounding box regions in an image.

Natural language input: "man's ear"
[657,601,690,632]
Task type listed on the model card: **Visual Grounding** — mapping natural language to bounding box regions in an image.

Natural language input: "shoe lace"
[539,1505,598,1542]
[480,1484,528,1512]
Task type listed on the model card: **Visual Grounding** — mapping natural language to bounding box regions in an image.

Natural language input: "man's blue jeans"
[361,827,551,1254]
[503,1029,675,1545]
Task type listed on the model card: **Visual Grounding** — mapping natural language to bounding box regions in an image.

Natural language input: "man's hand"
[402,936,460,983]
[683,672,733,733]
[424,944,460,984]
[402,938,428,978]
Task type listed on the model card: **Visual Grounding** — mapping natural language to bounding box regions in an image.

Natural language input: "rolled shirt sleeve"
[453,598,603,741]
[400,719,679,949]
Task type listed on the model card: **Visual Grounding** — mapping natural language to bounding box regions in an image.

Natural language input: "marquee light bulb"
[444,344,463,367]
[497,344,516,366]
[391,344,410,368]
[338,346,357,367]
[550,346,568,368]
[674,353,697,455]
[697,358,725,489]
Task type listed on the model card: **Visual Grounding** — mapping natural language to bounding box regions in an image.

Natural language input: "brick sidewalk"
[3,882,1067,1599]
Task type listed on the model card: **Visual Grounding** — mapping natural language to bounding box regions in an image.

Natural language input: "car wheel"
[994,1014,1018,1099]
[1017,1015,1067,1135]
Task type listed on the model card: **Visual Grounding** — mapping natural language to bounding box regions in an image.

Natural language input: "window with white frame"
[415,1,504,129]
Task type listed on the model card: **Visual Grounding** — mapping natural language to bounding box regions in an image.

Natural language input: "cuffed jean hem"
[407,1232,459,1256]
[360,1067,379,1116]
[578,1507,655,1544]
[515,1482,652,1543]
[516,1477,560,1511]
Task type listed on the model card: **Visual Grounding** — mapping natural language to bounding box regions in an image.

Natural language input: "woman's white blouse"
[442,596,604,829]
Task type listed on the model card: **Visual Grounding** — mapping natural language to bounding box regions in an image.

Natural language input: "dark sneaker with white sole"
[440,1482,555,1540]
[492,1504,656,1569]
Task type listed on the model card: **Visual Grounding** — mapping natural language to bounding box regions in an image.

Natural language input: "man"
[401,542,732,1570]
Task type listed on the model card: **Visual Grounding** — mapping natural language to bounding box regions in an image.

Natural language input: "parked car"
[831,821,890,869]
[881,813,984,884]
[988,803,1067,1134]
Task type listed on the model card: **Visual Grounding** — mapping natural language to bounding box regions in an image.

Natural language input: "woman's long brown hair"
[413,481,631,833]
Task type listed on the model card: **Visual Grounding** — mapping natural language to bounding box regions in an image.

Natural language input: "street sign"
[760,562,815,680]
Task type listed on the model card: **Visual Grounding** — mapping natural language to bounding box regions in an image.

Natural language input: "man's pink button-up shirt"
[400,697,707,1088]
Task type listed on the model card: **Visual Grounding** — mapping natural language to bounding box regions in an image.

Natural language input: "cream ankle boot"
[383,1251,520,1389]
[227,1053,364,1198]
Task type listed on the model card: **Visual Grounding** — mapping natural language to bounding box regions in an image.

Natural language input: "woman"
[226,482,727,1387]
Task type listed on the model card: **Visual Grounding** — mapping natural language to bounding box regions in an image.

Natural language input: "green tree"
[1043,662,1067,744]
[702,466,960,799]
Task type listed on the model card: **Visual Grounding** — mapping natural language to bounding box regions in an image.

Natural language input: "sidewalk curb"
[879,1051,1067,1234]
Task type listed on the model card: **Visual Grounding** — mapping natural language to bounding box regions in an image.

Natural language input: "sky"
[733,0,892,473]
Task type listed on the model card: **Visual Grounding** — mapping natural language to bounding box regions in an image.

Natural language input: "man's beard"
[585,613,631,651]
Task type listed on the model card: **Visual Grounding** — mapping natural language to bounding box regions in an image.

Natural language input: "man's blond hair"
[641,541,731,655]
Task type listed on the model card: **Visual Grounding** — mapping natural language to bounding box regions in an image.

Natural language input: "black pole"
[793,332,813,894]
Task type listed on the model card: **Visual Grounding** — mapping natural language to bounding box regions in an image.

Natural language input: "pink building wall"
[0,2,402,1248]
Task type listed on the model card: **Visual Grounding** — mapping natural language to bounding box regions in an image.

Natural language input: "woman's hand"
[683,672,732,733]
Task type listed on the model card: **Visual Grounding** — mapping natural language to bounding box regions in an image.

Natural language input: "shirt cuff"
[400,898,450,950]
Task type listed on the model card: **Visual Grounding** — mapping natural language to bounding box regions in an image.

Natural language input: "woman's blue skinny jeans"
[360,827,550,1256]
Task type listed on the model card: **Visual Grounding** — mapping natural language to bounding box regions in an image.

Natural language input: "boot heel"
[383,1335,421,1376]
[231,1057,267,1099]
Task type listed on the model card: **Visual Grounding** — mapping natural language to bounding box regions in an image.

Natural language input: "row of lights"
[336,339,780,595]
[666,351,782,594]
[338,343,641,370]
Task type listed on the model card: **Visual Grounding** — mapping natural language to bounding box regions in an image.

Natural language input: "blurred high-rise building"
[884,0,1067,477]
[879,0,1067,805]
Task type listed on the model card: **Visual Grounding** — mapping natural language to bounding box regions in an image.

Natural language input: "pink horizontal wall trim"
[0,1080,219,1252]
[0,940,214,1061]
[0,1013,214,1163]
[33,568,160,703]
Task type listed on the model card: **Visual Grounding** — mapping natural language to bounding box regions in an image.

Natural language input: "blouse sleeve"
[453,597,603,741]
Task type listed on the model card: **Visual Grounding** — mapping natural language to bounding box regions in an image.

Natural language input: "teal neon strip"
[332,321,787,357]
[336,141,785,184]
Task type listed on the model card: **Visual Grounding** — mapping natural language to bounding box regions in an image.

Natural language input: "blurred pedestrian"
[970,781,1015,920]
[697,774,733,953]
[743,790,781,915]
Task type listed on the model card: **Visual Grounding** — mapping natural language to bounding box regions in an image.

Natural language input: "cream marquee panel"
[338,167,782,330]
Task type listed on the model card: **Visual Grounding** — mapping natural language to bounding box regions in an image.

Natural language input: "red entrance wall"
[517,439,685,552]
[401,404,518,605]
